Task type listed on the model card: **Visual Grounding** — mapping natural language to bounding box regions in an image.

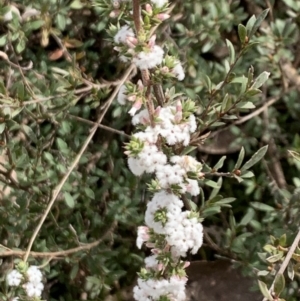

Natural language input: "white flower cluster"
[7,265,44,299]
[133,276,187,301]
[112,1,204,301]
[143,191,203,257]
[114,25,164,69]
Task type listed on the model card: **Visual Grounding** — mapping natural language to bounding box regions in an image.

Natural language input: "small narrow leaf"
[213,156,226,170]
[236,101,256,109]
[209,177,222,198]
[266,252,284,263]
[258,280,274,301]
[226,39,235,65]
[64,192,75,208]
[274,273,285,296]
[240,145,268,172]
[235,147,245,170]
[251,71,270,89]
[249,9,270,39]
[238,24,247,44]
[0,123,5,134]
[251,202,275,212]
[246,15,256,35]
[22,125,37,143]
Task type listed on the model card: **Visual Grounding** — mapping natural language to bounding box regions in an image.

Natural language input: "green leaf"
[258,280,274,301]
[251,71,270,89]
[208,178,222,199]
[213,156,226,170]
[240,171,254,178]
[236,101,256,109]
[235,147,245,170]
[70,0,84,9]
[0,35,7,47]
[56,137,68,151]
[287,262,294,280]
[239,208,255,226]
[215,197,236,205]
[0,123,5,134]
[85,187,95,199]
[267,252,284,263]
[249,9,270,39]
[238,24,247,44]
[16,38,26,54]
[21,124,37,143]
[251,202,275,212]
[202,206,221,218]
[225,39,235,65]
[240,145,268,172]
[246,15,256,36]
[56,14,66,31]
[274,273,285,296]
[64,192,75,208]
[70,263,79,280]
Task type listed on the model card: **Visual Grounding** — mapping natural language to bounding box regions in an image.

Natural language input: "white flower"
[117,84,127,105]
[150,0,168,8]
[172,62,185,81]
[12,297,19,301]
[7,270,22,286]
[137,226,150,249]
[23,281,44,298]
[26,266,43,283]
[114,25,135,44]
[133,276,187,301]
[133,45,164,70]
[128,157,146,176]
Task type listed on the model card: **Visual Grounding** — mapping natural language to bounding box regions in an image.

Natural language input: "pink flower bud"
[183,261,190,268]
[176,100,182,113]
[126,36,138,48]
[109,10,120,18]
[154,106,161,116]
[148,35,156,48]
[156,13,170,21]
[145,4,153,14]
[137,79,144,91]
[129,99,142,116]
[127,94,137,102]
[161,66,169,74]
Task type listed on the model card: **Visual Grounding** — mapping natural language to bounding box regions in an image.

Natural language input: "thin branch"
[262,228,300,301]
[68,114,131,138]
[23,64,135,262]
[1,222,116,258]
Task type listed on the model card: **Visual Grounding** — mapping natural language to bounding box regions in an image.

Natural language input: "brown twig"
[68,114,131,138]
[23,64,135,262]
[1,222,116,258]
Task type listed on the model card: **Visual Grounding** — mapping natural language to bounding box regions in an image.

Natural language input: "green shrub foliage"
[0,0,300,300]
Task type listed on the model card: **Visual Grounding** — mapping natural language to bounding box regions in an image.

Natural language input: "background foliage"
[0,0,300,300]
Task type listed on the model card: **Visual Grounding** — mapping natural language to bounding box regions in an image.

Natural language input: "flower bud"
[156,13,170,21]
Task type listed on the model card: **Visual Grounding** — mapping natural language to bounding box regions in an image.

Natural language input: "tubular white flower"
[7,270,22,286]
[114,25,135,44]
[23,281,44,298]
[133,45,164,70]
[172,62,185,81]
[117,84,127,105]
[26,266,43,283]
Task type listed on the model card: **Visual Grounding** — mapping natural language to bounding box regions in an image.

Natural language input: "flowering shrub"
[1,0,300,301]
